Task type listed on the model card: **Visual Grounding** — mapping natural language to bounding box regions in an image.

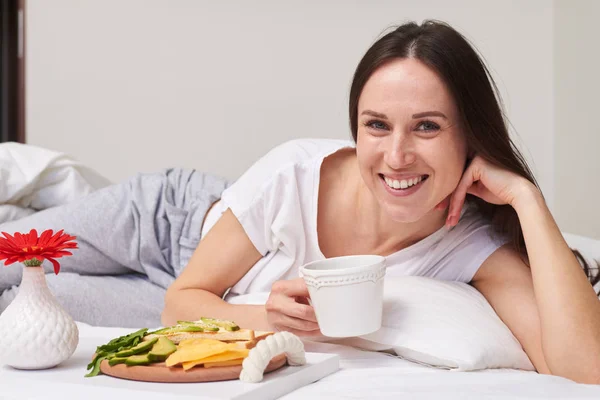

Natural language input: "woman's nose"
[384,134,417,169]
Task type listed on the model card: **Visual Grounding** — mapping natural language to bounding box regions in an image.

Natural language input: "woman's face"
[356,58,468,223]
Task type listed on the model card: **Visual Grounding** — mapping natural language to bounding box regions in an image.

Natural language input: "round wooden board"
[99,353,287,383]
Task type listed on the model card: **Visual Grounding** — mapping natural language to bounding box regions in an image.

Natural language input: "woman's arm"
[471,245,552,375]
[508,188,600,382]
[162,208,320,335]
[162,209,268,329]
[448,157,600,384]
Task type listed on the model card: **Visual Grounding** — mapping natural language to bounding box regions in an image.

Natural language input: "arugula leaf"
[85,328,149,377]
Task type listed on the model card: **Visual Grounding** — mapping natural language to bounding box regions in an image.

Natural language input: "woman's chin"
[384,207,428,224]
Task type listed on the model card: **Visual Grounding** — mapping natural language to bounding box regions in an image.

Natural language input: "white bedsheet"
[3,323,596,400]
[284,341,600,399]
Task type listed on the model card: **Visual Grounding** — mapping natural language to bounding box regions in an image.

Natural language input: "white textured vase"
[0,266,79,369]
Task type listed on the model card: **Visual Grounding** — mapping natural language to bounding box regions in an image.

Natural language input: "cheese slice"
[165,339,232,367]
[204,359,245,368]
[178,338,227,348]
[181,349,249,370]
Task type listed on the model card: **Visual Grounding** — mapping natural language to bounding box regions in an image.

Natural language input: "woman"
[1,20,599,383]
[162,20,600,384]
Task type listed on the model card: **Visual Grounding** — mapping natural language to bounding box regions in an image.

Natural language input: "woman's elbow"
[554,364,600,385]
[578,368,600,385]
[160,287,179,326]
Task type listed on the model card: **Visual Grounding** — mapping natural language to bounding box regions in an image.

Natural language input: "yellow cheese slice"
[181,349,249,370]
[165,340,232,367]
[204,359,245,368]
[178,338,226,347]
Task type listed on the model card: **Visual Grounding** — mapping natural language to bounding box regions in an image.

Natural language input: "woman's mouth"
[379,174,429,196]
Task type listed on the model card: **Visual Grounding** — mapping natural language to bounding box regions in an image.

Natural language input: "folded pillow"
[333,276,535,371]
[226,276,535,371]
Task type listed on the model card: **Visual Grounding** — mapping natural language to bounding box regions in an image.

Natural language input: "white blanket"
[0,142,111,224]
[2,323,597,400]
[282,341,600,399]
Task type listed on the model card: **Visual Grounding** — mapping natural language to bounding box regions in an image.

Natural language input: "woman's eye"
[416,121,440,132]
[364,120,389,130]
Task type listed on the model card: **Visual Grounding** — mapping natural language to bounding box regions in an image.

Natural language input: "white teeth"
[384,175,425,190]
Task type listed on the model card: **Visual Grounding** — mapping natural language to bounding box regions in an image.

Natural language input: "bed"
[2,323,598,400]
[2,143,600,398]
[287,340,600,399]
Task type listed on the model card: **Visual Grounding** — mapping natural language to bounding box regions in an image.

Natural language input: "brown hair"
[348,20,600,290]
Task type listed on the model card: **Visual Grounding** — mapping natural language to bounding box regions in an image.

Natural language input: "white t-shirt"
[201,138,508,301]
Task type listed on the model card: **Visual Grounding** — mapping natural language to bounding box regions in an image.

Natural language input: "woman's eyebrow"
[361,110,389,119]
[360,110,448,120]
[412,111,447,119]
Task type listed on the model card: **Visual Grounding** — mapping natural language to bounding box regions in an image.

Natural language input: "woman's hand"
[446,155,540,227]
[265,278,322,336]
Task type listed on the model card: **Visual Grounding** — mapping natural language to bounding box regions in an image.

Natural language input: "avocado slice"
[125,354,152,366]
[115,337,158,357]
[148,336,177,362]
[148,325,205,335]
[108,356,129,366]
[200,317,240,331]
[177,320,220,332]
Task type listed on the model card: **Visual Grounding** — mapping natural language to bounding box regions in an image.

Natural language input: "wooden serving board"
[99,353,287,383]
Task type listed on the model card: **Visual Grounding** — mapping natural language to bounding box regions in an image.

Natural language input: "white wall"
[554,0,600,239]
[26,0,555,204]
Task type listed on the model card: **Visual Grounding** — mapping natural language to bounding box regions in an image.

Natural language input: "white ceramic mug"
[300,255,386,337]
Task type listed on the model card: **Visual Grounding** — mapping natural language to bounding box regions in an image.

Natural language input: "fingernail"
[445,215,454,230]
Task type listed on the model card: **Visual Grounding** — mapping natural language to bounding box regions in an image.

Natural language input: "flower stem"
[23,258,42,267]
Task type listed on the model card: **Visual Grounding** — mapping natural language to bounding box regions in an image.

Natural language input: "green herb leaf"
[85,355,107,377]
[85,328,149,377]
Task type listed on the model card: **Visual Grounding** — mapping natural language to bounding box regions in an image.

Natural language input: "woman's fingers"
[286,300,318,322]
[266,294,321,334]
[277,327,323,337]
[272,313,320,332]
[448,173,474,227]
[266,292,318,322]
[266,278,321,335]
[271,277,310,297]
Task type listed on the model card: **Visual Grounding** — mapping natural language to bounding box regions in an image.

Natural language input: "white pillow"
[331,276,535,372]
[226,276,535,371]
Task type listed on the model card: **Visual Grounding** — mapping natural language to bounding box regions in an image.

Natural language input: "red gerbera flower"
[0,229,77,274]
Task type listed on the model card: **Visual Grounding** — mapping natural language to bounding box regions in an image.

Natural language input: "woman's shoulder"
[219,138,353,210]
[227,138,353,193]
[431,204,510,282]
[256,138,355,170]
[441,204,507,249]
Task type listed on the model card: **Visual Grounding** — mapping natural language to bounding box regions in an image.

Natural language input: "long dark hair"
[348,20,600,290]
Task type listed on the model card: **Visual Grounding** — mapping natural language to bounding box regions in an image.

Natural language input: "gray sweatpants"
[0,168,228,328]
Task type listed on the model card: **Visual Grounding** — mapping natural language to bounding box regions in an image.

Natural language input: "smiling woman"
[1,19,600,385]
[354,58,468,224]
